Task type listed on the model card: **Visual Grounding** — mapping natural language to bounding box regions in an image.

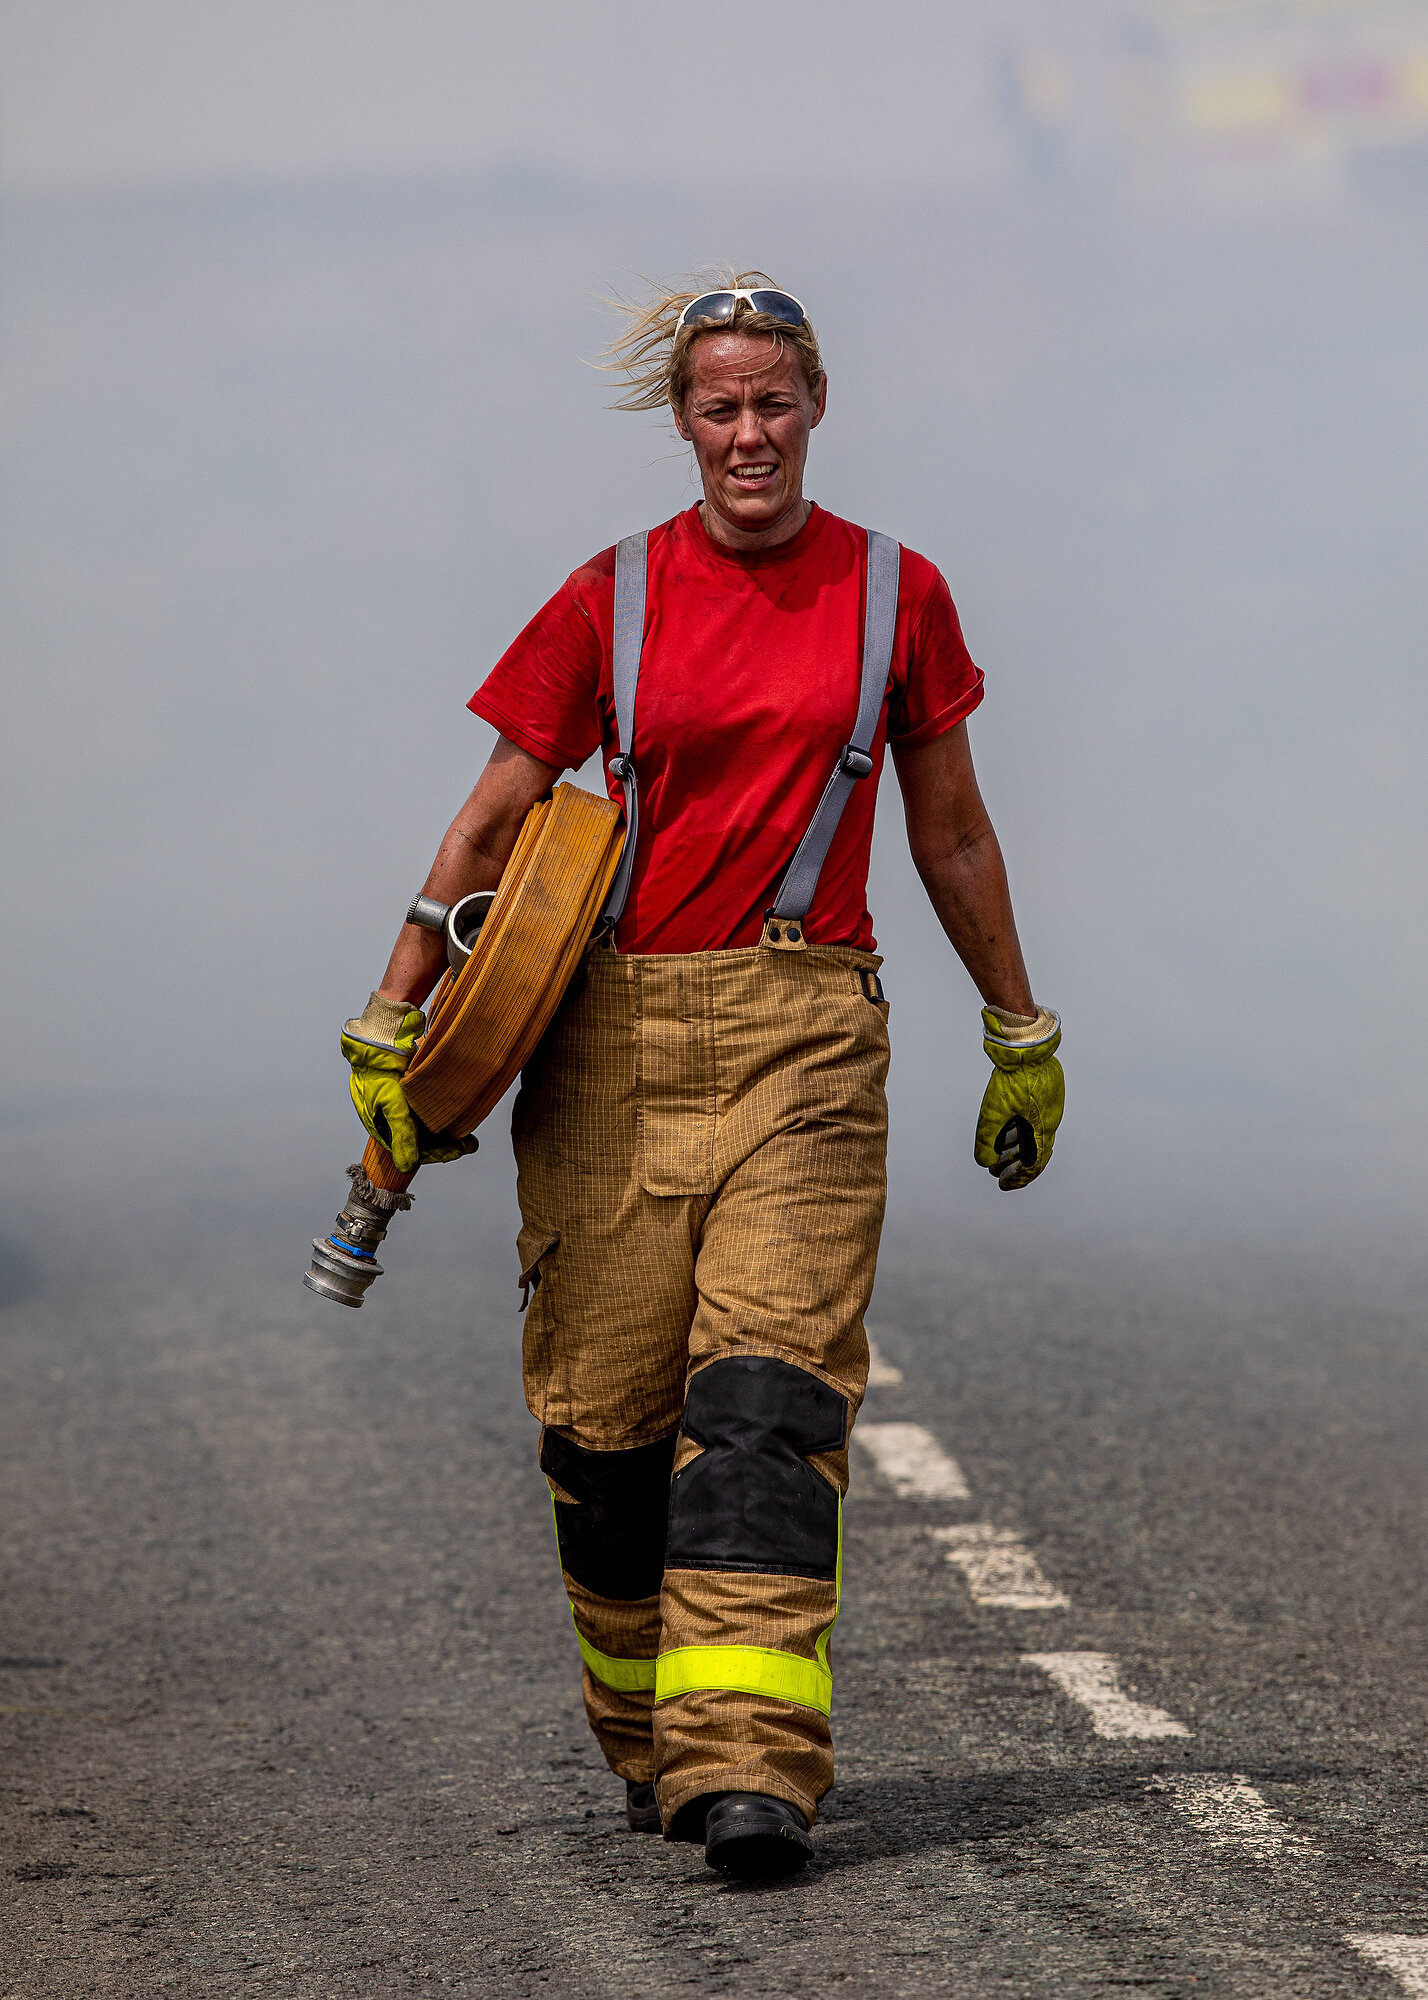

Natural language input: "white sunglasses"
[676,288,807,332]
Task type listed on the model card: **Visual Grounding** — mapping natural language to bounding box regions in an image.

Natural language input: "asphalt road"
[2,1119,1426,1999]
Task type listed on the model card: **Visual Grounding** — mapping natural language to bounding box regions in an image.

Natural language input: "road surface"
[1,1117,1425,1997]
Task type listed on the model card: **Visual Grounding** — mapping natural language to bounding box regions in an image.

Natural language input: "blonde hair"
[601,269,825,415]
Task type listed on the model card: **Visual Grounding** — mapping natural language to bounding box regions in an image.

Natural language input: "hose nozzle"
[303,1164,413,1308]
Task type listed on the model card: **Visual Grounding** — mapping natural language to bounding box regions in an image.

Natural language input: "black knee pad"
[540,1429,677,1600]
[665,1356,847,1582]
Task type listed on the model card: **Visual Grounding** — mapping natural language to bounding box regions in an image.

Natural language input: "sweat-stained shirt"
[467,503,983,955]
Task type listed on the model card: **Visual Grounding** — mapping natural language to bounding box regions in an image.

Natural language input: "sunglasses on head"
[676,288,807,332]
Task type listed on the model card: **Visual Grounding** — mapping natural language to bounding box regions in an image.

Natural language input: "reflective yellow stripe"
[548,1493,657,1694]
[575,1622,658,1693]
[655,1499,845,1716]
[654,1643,832,1713]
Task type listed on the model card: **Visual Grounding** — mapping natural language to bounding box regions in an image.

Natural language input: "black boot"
[625,1779,662,1834]
[703,1793,813,1879]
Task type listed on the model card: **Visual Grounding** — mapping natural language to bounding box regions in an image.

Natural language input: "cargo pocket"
[518,1225,559,1311]
[851,962,892,1056]
[516,1224,562,1426]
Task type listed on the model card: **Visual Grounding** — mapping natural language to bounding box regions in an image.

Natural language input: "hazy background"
[2,0,1427,1302]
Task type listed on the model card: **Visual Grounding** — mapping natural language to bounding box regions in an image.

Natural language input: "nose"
[733,399,765,451]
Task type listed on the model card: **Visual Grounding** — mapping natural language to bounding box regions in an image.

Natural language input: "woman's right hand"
[341,993,475,1173]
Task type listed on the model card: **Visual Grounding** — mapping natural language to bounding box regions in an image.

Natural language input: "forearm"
[892,722,1059,1189]
[892,724,1037,1016]
[375,738,560,1007]
[911,822,1035,1017]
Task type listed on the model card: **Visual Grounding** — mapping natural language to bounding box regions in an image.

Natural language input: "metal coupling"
[406,889,496,972]
[303,1164,413,1308]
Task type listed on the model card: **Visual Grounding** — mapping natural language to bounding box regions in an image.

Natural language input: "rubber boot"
[703,1793,813,1879]
[625,1780,662,1833]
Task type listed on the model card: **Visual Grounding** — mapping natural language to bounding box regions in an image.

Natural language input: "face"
[672,332,826,544]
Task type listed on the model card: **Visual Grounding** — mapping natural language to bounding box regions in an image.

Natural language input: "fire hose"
[303,781,624,1306]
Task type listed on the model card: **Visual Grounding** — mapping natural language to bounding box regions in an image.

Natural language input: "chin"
[721,488,785,518]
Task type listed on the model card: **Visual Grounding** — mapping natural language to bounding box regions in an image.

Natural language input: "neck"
[699,495,810,553]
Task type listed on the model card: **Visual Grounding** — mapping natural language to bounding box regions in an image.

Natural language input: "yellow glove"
[341,992,477,1175]
[973,1005,1064,1192]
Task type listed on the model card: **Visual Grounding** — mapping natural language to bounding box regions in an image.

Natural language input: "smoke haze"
[3,2,1427,1292]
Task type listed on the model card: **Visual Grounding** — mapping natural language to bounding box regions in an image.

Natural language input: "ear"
[670,394,692,443]
[809,377,828,430]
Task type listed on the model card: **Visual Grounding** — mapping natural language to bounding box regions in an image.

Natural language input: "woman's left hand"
[973,1007,1064,1191]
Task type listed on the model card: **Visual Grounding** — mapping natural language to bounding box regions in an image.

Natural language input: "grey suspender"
[770,529,900,920]
[600,526,900,934]
[600,530,649,927]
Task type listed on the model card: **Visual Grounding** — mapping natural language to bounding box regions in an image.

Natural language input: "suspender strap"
[601,524,898,937]
[601,531,649,927]
[769,529,900,922]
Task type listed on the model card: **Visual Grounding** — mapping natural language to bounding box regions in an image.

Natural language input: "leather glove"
[341,992,478,1175]
[973,1005,1064,1191]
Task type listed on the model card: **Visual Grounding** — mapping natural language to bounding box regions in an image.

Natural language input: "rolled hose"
[305,781,625,1304]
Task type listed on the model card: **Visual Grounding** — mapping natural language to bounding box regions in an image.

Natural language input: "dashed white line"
[855,1423,971,1501]
[1151,1773,1297,1855]
[930,1524,1071,1609]
[865,1338,904,1387]
[1347,1936,1428,1996]
[1025,1652,1191,1739]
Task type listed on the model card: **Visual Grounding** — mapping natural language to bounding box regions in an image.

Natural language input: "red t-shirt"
[468,503,983,953]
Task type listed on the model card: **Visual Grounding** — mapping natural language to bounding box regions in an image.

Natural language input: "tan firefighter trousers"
[511,936,890,1832]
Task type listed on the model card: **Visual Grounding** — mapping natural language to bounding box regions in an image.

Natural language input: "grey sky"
[0,0,1004,192]
[2,0,1427,1266]
[9,2,1428,206]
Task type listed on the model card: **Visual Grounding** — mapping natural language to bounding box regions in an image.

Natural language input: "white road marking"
[930,1524,1071,1609]
[1347,1936,1428,1995]
[1151,1773,1297,1855]
[1025,1652,1191,1739]
[855,1423,971,1501]
[865,1338,904,1387]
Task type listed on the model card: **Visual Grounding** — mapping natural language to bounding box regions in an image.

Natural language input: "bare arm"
[375,736,561,1007]
[890,721,1035,1016]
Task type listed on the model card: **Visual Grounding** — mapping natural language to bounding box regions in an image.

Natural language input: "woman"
[341,275,1064,1879]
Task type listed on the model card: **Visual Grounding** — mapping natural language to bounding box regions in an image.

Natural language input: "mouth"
[728,462,778,490]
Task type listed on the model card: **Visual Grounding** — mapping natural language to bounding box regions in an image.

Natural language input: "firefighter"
[342,275,1063,1879]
